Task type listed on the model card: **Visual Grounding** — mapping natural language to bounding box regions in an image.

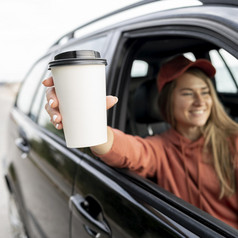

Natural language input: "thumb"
[106,96,118,110]
[42,76,54,87]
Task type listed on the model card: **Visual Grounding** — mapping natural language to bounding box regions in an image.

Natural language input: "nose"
[193,93,204,105]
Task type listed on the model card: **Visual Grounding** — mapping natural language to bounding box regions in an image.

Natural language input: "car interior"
[122,36,238,138]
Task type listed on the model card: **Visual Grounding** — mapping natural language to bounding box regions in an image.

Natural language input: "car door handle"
[15,137,30,158]
[70,194,111,238]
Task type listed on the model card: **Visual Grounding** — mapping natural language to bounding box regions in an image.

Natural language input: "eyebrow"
[179,86,209,91]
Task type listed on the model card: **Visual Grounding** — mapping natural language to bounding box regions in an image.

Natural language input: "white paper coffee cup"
[49,50,107,148]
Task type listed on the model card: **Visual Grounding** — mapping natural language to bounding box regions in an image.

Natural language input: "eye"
[201,91,210,95]
[181,92,193,96]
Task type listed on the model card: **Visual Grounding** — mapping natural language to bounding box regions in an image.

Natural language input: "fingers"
[45,87,59,109]
[43,76,62,129]
[44,94,118,130]
[45,102,63,130]
[43,75,118,130]
[43,76,59,108]
[106,96,118,110]
[42,76,54,87]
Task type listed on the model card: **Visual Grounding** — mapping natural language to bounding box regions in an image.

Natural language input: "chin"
[191,121,208,127]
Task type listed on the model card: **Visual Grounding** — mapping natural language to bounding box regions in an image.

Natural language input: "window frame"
[56,32,111,59]
[110,21,238,131]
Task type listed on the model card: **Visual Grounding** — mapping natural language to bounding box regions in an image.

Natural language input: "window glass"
[183,52,196,61]
[219,49,238,85]
[209,50,237,93]
[30,70,51,121]
[60,36,107,56]
[131,60,149,77]
[16,57,50,114]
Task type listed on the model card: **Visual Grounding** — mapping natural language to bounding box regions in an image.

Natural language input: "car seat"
[131,79,170,137]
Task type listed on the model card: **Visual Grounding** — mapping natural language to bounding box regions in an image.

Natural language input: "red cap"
[157,55,216,92]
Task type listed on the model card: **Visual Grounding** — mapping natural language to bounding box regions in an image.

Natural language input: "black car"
[3,0,238,237]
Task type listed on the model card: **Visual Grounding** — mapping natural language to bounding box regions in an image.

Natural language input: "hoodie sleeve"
[93,128,161,178]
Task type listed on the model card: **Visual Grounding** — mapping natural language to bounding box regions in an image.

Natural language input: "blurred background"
[0,0,138,237]
[0,0,138,83]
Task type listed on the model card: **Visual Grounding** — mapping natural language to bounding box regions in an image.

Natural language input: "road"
[0,84,19,238]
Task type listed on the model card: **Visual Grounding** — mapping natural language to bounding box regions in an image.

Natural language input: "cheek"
[173,96,190,118]
[207,97,213,112]
[173,95,190,111]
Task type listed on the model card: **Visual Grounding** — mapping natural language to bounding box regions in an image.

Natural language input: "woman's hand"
[42,77,63,129]
[43,76,118,154]
[42,76,118,130]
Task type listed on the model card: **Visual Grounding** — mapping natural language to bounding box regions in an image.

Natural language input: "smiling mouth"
[190,110,205,115]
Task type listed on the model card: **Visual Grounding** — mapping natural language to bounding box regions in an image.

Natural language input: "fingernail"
[56,124,59,129]
[114,97,118,104]
[53,115,57,122]
[49,99,54,107]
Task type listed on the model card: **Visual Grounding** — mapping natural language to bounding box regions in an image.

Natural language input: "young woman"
[43,55,238,229]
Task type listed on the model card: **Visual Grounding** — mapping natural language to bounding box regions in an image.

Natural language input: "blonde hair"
[159,67,238,198]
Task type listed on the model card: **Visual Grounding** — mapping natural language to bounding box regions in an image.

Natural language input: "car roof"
[48,0,238,51]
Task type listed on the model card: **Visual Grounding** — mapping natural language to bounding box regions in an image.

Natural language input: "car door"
[68,10,238,237]
[7,54,77,238]
[69,44,238,238]
[70,156,238,237]
[70,156,197,238]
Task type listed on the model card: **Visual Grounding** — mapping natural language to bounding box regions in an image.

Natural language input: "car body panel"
[7,108,77,238]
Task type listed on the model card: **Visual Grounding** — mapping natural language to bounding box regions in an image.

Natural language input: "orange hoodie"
[97,128,238,229]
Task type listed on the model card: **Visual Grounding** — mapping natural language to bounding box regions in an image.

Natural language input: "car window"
[113,28,238,230]
[131,60,149,78]
[30,70,51,121]
[219,49,238,85]
[16,56,50,114]
[209,49,238,93]
[183,52,196,61]
[59,35,107,55]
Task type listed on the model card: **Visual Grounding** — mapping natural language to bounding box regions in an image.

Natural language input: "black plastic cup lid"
[49,50,107,68]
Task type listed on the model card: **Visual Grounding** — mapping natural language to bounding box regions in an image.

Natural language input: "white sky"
[0,0,138,82]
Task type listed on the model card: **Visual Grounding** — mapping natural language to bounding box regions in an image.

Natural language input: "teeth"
[192,110,203,114]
